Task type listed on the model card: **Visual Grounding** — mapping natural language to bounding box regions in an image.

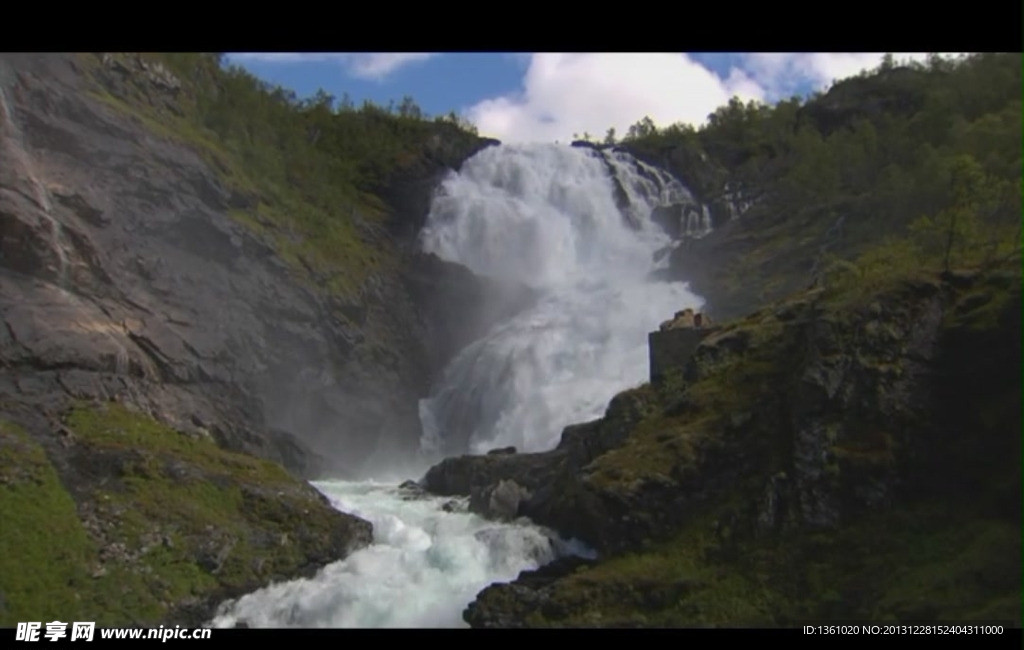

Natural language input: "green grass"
[67,403,292,481]
[0,421,99,623]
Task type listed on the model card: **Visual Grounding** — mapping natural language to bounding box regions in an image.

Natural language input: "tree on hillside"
[303,89,335,146]
[625,116,657,141]
[398,96,423,120]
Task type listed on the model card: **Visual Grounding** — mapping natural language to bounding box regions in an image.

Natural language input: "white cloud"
[466,53,766,144]
[228,52,438,80]
[739,53,881,99]
[344,53,437,79]
[740,52,966,99]
[466,52,971,143]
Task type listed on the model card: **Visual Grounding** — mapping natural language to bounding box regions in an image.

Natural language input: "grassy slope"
[0,420,102,623]
[0,404,367,626]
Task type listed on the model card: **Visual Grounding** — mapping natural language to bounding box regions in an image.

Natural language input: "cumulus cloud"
[465,52,967,144]
[466,53,766,144]
[228,52,438,80]
[740,52,962,99]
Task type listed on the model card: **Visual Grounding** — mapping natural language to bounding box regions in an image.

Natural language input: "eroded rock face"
[0,53,502,477]
[402,252,537,384]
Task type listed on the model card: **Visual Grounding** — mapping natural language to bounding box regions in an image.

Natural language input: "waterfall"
[211,143,703,629]
[418,143,706,455]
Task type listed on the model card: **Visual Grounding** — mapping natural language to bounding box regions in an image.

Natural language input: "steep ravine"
[1,52,1019,629]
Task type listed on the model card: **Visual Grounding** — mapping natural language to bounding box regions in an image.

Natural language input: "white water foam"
[211,480,592,628]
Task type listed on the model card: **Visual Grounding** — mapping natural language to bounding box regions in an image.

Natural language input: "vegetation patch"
[506,500,1020,627]
[0,421,102,624]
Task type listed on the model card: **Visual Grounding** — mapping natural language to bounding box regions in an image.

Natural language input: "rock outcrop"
[469,479,532,521]
[649,309,716,382]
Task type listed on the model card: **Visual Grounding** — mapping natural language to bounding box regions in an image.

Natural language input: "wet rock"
[486,446,516,455]
[441,499,462,513]
[421,450,565,498]
[464,555,599,628]
[398,479,428,500]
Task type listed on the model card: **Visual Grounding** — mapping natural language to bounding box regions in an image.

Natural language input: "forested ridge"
[612,52,1021,317]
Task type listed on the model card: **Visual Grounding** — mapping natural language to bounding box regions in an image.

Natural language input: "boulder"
[469,479,531,521]
[648,327,713,383]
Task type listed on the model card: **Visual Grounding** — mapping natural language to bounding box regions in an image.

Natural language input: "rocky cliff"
[426,266,1022,626]
[0,53,501,625]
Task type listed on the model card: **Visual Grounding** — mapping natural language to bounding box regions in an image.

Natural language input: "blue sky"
[225,53,954,143]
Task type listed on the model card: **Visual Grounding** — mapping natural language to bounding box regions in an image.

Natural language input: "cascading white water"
[211,481,592,628]
[418,144,705,455]
[603,148,711,236]
[212,143,706,629]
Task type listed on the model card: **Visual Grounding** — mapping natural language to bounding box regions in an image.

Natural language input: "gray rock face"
[0,53,498,477]
[421,384,661,538]
[422,450,567,498]
[401,252,537,385]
